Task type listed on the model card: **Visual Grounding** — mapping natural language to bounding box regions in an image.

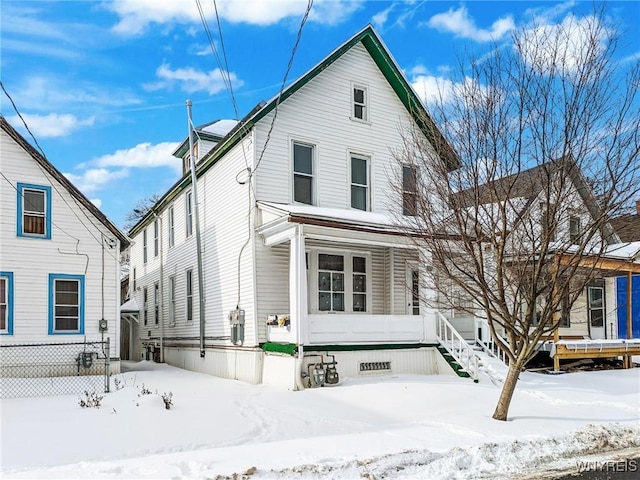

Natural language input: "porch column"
[290,225,308,345]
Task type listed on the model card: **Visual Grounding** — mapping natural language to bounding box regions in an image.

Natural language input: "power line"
[252,0,313,176]
[0,81,121,262]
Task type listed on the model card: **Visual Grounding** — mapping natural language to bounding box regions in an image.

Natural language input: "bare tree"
[123,194,162,231]
[394,7,640,421]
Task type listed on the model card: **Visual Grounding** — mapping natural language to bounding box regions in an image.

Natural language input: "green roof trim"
[129,25,457,236]
[261,342,298,356]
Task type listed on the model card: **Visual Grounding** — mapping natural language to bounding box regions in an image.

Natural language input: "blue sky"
[1,0,638,229]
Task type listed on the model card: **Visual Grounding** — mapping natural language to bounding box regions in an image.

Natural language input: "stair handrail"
[474,316,509,365]
[436,311,479,382]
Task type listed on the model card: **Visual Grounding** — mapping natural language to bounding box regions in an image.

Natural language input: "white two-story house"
[0,116,128,377]
[127,25,465,388]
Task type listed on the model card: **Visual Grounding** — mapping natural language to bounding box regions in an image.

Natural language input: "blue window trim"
[16,183,52,239]
[48,273,85,335]
[0,272,14,335]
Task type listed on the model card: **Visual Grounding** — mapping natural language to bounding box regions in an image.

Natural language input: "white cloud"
[106,0,360,35]
[87,142,182,175]
[8,113,95,138]
[64,168,129,195]
[143,63,243,95]
[426,6,515,42]
[90,198,103,209]
[372,5,394,30]
[411,74,455,105]
[516,14,611,74]
[10,76,141,113]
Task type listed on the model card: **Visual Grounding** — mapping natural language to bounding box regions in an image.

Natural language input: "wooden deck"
[552,340,640,370]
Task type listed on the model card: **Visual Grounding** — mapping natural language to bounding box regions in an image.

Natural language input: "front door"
[588,285,606,339]
[406,266,420,315]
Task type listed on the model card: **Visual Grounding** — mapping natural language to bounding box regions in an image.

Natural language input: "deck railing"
[474,317,510,365]
[436,312,479,382]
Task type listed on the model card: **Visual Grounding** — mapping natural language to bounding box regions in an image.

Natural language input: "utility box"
[229,308,245,345]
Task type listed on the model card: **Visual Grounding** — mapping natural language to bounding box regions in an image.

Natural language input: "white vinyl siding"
[1,127,121,354]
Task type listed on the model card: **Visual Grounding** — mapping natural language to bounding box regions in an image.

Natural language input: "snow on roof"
[602,241,640,259]
[200,119,238,137]
[120,297,139,313]
[259,201,401,229]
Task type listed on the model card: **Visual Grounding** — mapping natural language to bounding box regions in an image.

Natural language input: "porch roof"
[256,202,425,248]
[553,241,640,274]
[120,297,140,314]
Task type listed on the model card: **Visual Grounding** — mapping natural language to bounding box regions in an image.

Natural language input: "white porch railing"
[436,312,479,382]
[474,316,509,365]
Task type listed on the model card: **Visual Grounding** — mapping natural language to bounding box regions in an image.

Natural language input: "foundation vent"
[359,361,391,372]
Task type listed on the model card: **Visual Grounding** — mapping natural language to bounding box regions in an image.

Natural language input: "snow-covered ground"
[1,358,639,479]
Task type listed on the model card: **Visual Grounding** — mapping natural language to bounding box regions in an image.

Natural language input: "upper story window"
[168,206,175,248]
[132,267,137,292]
[569,215,581,244]
[48,274,84,334]
[402,164,418,216]
[185,191,193,237]
[143,229,148,263]
[293,142,314,205]
[17,183,52,239]
[153,219,159,257]
[352,85,368,121]
[0,272,14,335]
[351,155,369,211]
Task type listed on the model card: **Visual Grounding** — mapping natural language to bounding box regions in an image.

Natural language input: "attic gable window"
[352,85,368,122]
[293,142,314,205]
[17,183,52,239]
[569,216,581,244]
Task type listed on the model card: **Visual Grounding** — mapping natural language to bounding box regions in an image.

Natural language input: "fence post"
[105,337,110,393]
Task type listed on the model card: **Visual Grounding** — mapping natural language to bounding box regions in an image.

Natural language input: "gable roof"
[173,119,239,158]
[451,158,619,244]
[129,25,457,236]
[611,212,640,242]
[1,115,129,247]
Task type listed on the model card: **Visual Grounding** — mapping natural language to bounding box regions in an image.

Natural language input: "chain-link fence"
[0,339,110,398]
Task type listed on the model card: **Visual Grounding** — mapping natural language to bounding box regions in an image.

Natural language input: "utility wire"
[252,0,313,176]
[1,81,120,262]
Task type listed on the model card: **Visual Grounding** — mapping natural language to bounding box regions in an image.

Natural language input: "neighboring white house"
[449,159,638,346]
[0,115,129,376]
[126,25,463,388]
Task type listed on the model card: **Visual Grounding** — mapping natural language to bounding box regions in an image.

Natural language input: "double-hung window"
[402,164,418,216]
[48,274,84,334]
[185,191,193,237]
[352,256,367,312]
[186,269,193,322]
[143,287,148,326]
[143,229,148,263]
[168,206,175,247]
[17,183,52,239]
[318,254,344,311]
[154,282,159,325]
[0,272,14,335]
[569,216,581,244]
[153,219,159,257]
[293,142,314,205]
[351,155,369,211]
[352,85,368,121]
[169,276,176,326]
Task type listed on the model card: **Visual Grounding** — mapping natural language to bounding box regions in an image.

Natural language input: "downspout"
[187,100,206,358]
